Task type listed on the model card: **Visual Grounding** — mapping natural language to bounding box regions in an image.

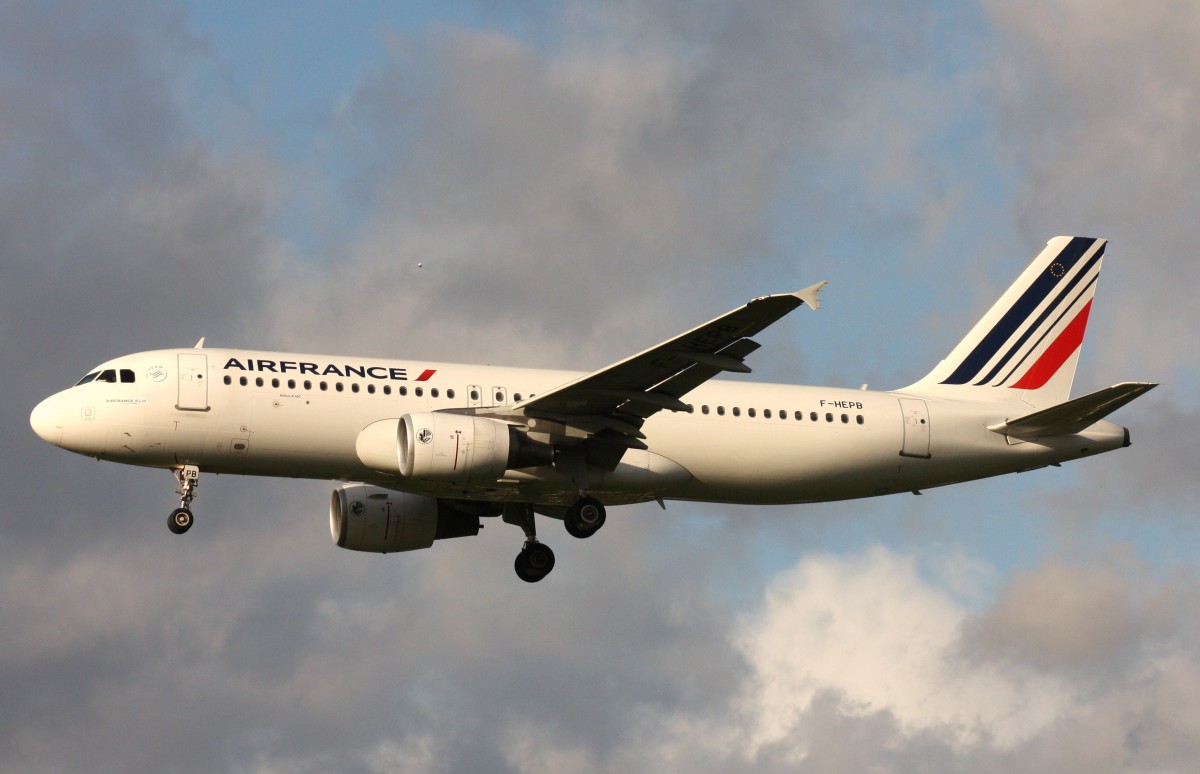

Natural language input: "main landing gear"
[504,503,555,583]
[168,465,199,534]
[503,496,608,582]
[564,496,606,539]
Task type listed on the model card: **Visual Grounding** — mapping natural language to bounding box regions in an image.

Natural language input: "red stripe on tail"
[1009,300,1092,390]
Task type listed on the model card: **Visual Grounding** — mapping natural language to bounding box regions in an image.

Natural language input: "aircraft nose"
[30,394,65,446]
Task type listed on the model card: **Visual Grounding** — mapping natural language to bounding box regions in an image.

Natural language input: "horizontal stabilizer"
[988,382,1157,438]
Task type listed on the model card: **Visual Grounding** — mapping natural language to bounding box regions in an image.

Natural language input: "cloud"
[736,547,1074,755]
[982,0,1200,380]
[5,1,1199,773]
[961,558,1175,672]
[255,0,904,369]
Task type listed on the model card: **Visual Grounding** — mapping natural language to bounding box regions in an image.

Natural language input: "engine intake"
[330,484,481,553]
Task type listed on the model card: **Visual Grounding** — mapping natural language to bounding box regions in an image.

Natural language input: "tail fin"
[907,236,1106,408]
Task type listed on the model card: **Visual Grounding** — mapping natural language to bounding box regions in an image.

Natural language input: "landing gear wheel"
[514,541,555,583]
[168,507,194,534]
[564,496,606,539]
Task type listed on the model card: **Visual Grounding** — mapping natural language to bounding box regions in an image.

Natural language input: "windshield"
[74,368,135,386]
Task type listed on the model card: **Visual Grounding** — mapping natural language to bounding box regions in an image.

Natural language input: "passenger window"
[510,392,519,401]
[856,415,865,425]
[810,412,818,421]
[399,386,408,397]
[448,389,457,400]
[432,388,440,398]
[415,387,424,397]
[288,379,296,390]
[351,384,360,393]
[732,407,741,417]
[825,413,833,422]
[304,380,312,390]
[383,385,391,395]
[240,377,248,387]
[795,411,803,421]
[749,408,757,418]
[717,406,725,416]
[764,409,771,418]
[841,414,849,423]
[223,375,232,385]
[702,405,710,415]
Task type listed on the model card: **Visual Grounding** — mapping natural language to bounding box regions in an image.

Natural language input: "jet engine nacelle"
[330,484,480,553]
[400,412,510,482]
[356,412,552,483]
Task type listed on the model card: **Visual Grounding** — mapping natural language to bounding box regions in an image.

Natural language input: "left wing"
[479,282,828,469]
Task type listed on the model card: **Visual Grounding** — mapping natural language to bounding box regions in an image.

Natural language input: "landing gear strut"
[564,496,606,539]
[169,465,199,534]
[504,503,555,583]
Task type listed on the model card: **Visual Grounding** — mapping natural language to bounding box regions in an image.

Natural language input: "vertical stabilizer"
[906,236,1106,409]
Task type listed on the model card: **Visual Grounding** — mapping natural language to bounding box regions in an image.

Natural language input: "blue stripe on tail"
[940,237,1102,385]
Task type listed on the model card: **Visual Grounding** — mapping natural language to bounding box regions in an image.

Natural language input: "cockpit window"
[74,368,135,386]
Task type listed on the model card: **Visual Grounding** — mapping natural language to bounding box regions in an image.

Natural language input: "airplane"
[30,236,1156,582]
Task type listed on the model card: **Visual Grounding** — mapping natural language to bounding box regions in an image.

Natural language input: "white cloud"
[735,547,1075,757]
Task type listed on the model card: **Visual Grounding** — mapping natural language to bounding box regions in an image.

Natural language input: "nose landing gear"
[168,465,199,534]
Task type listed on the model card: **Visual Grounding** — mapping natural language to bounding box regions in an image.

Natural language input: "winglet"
[795,281,829,311]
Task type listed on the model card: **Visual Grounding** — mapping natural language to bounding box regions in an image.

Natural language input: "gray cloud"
[960,558,1177,672]
[983,0,1200,380]
[256,1,898,369]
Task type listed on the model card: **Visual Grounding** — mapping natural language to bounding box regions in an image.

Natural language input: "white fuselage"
[30,347,1129,508]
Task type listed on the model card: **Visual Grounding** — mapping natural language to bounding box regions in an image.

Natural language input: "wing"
[480,282,828,470]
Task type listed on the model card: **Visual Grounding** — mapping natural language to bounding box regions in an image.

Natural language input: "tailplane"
[987,382,1156,439]
[907,236,1107,408]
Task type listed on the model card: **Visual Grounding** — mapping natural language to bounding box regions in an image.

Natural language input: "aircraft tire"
[168,507,193,534]
[565,497,605,539]
[515,542,555,582]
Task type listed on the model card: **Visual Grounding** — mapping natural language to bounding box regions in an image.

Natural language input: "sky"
[3,0,1200,771]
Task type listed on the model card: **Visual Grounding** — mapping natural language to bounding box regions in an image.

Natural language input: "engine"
[329,484,482,553]
[356,412,552,483]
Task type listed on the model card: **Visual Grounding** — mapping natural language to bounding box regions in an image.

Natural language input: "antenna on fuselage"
[193,337,206,349]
